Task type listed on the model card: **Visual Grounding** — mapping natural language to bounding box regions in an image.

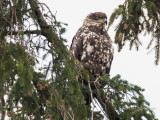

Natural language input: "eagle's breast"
[70,12,114,76]
[79,25,113,75]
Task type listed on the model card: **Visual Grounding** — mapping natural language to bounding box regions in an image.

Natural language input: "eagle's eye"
[95,18,108,25]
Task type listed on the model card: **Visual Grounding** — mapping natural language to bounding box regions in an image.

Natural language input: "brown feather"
[70,12,114,76]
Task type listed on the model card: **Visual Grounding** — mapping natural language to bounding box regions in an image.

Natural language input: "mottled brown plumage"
[70,12,114,76]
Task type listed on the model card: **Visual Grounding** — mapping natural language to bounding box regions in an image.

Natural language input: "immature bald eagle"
[70,12,114,77]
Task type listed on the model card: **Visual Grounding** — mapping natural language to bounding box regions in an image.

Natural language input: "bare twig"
[88,80,94,120]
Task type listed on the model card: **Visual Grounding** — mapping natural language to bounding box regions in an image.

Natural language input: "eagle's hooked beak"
[104,18,107,25]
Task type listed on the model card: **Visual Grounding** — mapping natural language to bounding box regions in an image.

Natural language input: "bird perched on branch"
[70,12,114,77]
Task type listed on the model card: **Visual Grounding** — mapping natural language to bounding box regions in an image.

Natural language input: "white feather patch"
[87,44,94,53]
[81,52,86,60]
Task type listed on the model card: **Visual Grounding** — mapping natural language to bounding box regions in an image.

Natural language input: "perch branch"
[73,55,120,120]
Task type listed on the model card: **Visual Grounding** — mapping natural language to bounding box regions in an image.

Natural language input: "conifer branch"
[95,91,120,120]
[6,30,42,36]
[28,0,59,44]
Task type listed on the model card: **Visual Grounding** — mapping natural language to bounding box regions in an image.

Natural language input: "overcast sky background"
[44,0,160,119]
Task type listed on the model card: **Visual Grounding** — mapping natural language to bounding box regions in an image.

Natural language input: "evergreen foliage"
[0,0,158,120]
[108,0,160,64]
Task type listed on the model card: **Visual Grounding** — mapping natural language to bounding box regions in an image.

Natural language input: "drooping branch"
[108,0,160,64]
[28,0,59,43]
[28,0,68,56]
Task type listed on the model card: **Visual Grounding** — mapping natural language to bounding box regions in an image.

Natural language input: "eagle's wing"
[70,28,83,61]
[103,32,114,74]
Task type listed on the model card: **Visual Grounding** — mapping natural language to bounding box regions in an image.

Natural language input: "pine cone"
[131,23,135,29]
[123,89,127,93]
[7,110,11,117]
[48,118,53,120]
[44,84,49,90]
[118,32,123,42]
[28,92,32,98]
[123,24,128,30]
[42,94,46,100]
[40,86,45,91]
[37,83,42,88]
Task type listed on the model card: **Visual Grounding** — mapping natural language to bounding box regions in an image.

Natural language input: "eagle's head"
[83,12,108,27]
